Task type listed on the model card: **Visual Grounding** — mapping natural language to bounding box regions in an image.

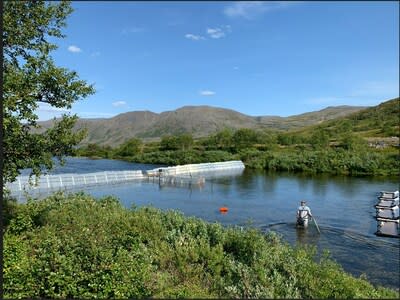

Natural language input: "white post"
[18,178,22,191]
[72,175,75,186]
[105,172,108,184]
[46,175,50,189]
[59,176,63,187]
[95,175,98,183]
[83,175,87,185]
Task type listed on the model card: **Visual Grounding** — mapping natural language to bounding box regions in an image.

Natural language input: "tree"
[160,135,179,151]
[277,133,293,146]
[232,128,258,151]
[3,1,95,183]
[213,128,233,150]
[116,138,143,157]
[309,128,330,149]
[177,133,193,151]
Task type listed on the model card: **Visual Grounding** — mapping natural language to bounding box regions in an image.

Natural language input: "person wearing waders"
[297,200,313,228]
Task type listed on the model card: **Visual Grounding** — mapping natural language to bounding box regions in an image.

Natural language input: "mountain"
[37,104,367,146]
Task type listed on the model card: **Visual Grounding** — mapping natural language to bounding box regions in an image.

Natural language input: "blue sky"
[37,1,399,121]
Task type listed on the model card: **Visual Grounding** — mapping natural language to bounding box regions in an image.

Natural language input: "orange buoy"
[219,206,228,213]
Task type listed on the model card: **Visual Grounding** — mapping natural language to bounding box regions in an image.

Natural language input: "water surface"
[18,157,400,289]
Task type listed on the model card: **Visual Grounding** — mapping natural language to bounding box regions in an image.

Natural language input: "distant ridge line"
[36,103,372,146]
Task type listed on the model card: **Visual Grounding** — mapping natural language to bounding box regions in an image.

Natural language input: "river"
[18,157,400,289]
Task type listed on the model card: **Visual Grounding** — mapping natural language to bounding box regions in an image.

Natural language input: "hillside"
[257,105,367,130]
[37,104,366,146]
[292,98,399,142]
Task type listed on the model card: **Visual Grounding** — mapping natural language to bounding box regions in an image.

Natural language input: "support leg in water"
[312,217,321,234]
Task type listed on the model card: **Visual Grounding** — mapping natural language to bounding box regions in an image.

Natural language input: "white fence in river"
[5,161,245,197]
[146,160,245,177]
[6,170,145,195]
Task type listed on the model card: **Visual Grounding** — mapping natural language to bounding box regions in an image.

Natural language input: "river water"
[19,157,399,289]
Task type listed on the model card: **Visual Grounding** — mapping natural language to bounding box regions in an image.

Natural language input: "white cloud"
[224,1,292,19]
[233,66,239,70]
[207,28,225,39]
[67,45,82,53]
[112,101,127,107]
[206,25,231,39]
[200,90,216,96]
[185,33,205,41]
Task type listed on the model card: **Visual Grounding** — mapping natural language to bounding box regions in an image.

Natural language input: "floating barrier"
[146,160,245,177]
[380,191,399,199]
[375,191,399,238]
[5,161,245,198]
[376,218,400,238]
[5,170,145,195]
[376,196,399,207]
[375,205,399,219]
[147,174,206,188]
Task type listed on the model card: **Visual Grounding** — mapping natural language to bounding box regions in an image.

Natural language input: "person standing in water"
[297,200,313,227]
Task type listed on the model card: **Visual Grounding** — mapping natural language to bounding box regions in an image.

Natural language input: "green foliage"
[160,134,194,151]
[178,133,194,151]
[132,149,236,166]
[257,130,278,148]
[3,1,95,183]
[232,128,259,151]
[276,132,307,146]
[309,128,330,149]
[262,148,399,176]
[381,121,398,137]
[200,150,236,163]
[115,138,143,157]
[205,128,234,151]
[238,148,267,169]
[4,194,397,298]
[75,123,398,176]
[340,133,367,151]
[302,98,399,138]
[76,143,113,158]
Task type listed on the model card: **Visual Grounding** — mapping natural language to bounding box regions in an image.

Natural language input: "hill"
[37,104,366,146]
[292,98,399,143]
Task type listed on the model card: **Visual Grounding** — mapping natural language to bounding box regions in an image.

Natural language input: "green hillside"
[293,98,399,140]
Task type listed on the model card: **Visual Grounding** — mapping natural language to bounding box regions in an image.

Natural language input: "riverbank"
[4,192,398,299]
[75,145,399,176]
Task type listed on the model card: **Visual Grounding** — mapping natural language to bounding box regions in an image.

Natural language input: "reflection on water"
[16,158,400,290]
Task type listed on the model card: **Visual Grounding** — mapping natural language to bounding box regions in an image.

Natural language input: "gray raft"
[375,191,399,238]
